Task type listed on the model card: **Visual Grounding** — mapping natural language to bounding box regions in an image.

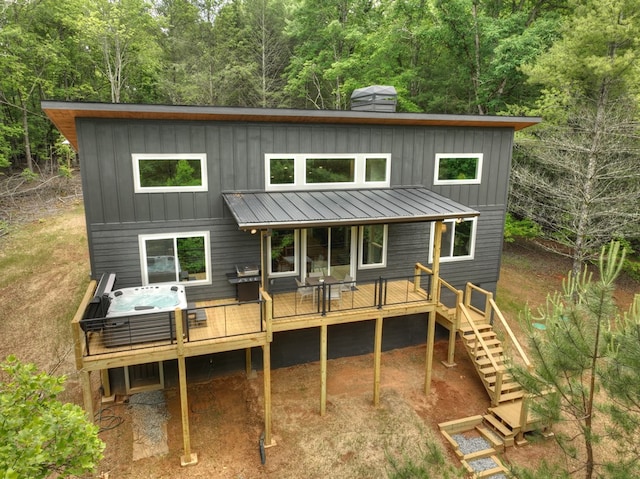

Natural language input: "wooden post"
[320,324,328,416]
[175,308,198,466]
[262,342,272,445]
[80,369,94,421]
[245,348,252,377]
[373,315,383,406]
[425,220,444,394]
[100,369,112,398]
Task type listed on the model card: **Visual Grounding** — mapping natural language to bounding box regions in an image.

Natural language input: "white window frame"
[267,230,299,277]
[358,224,388,269]
[265,153,391,191]
[133,153,208,193]
[138,231,211,286]
[434,153,483,185]
[428,218,477,263]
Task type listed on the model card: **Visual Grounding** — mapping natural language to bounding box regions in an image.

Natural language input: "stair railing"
[464,283,532,371]
[460,303,504,406]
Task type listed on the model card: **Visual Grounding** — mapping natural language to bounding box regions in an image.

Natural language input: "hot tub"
[102,284,188,348]
[107,284,187,317]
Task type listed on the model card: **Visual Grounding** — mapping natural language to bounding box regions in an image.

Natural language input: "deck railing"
[270,272,432,319]
[80,298,265,356]
[464,282,532,370]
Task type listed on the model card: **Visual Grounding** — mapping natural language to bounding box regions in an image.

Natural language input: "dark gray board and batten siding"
[77,118,514,301]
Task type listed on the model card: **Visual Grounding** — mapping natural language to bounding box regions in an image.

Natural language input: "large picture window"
[434,153,482,185]
[266,153,390,190]
[133,153,207,193]
[429,218,477,263]
[139,232,211,285]
[359,224,387,269]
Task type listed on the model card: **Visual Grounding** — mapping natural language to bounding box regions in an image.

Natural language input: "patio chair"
[295,278,314,305]
[326,285,342,307]
[309,271,323,278]
[341,274,354,292]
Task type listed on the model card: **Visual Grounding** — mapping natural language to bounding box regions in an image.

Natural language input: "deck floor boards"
[84,279,432,359]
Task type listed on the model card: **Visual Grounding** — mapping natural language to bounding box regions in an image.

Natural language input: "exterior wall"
[77,117,513,299]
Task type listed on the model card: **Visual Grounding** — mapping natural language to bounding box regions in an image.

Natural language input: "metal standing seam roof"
[222,187,479,230]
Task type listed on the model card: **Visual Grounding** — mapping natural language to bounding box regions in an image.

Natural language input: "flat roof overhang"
[222,187,479,230]
[41,101,542,150]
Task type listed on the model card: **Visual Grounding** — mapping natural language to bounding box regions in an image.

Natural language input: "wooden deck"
[79,279,436,369]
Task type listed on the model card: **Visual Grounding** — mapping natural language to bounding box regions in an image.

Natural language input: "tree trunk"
[20,95,33,172]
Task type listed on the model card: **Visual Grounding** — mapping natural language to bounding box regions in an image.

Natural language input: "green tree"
[0,356,104,479]
[511,0,640,278]
[510,242,639,479]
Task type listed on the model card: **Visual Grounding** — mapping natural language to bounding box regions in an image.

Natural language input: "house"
[42,94,540,465]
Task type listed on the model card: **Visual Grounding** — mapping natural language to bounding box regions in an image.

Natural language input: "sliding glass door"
[305,226,354,280]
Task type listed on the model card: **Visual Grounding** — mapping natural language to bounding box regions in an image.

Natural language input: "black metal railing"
[80,298,265,356]
[271,272,432,319]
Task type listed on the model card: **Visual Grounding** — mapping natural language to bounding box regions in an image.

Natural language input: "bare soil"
[1,185,637,478]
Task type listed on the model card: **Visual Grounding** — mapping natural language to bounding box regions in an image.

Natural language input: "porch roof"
[222,187,479,230]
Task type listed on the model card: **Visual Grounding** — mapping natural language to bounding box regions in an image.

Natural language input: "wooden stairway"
[459,321,525,406]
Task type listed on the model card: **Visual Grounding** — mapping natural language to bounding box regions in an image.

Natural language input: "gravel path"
[129,390,170,460]
[452,433,508,479]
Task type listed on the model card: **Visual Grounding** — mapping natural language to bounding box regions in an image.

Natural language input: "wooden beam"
[320,324,328,416]
[263,343,272,445]
[373,315,383,406]
[425,220,444,394]
[175,309,197,466]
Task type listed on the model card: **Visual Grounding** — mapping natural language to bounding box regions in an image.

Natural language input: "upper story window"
[434,153,483,185]
[359,224,387,269]
[133,153,208,193]
[429,218,477,263]
[266,153,391,190]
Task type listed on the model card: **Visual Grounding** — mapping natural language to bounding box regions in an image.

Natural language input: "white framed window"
[434,153,483,185]
[268,229,299,277]
[139,231,211,285]
[133,153,208,193]
[429,218,477,263]
[266,153,391,190]
[359,224,387,269]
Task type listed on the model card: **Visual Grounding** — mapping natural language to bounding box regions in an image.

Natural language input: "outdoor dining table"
[305,275,339,287]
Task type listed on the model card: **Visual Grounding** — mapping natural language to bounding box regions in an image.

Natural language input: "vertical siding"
[79,117,514,301]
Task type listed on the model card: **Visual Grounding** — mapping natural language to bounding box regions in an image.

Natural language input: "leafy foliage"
[0,356,104,479]
[511,242,640,479]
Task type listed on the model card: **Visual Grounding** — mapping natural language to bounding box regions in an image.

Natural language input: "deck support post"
[245,348,252,377]
[425,220,444,395]
[262,342,272,445]
[373,315,383,406]
[175,309,198,466]
[80,369,94,421]
[320,323,328,415]
[100,369,112,398]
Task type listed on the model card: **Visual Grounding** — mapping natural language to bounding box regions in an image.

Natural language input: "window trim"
[138,231,211,286]
[266,153,391,191]
[133,153,208,193]
[433,153,483,185]
[428,218,477,263]
[267,229,299,277]
[358,224,388,269]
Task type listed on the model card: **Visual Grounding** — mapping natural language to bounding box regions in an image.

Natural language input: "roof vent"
[350,85,397,112]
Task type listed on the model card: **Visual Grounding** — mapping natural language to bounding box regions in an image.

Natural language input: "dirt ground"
[1,186,638,478]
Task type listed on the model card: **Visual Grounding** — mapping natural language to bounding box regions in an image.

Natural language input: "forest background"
[1,0,640,272]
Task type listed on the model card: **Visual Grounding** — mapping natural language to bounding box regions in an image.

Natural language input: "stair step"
[497,391,525,402]
[489,381,522,393]
[459,323,492,334]
[467,338,502,349]
[475,460,510,478]
[476,355,505,367]
[475,425,505,451]
[479,364,507,376]
[483,414,514,438]
[463,448,496,461]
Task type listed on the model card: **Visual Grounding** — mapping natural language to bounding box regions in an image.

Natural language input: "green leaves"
[0,356,104,479]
